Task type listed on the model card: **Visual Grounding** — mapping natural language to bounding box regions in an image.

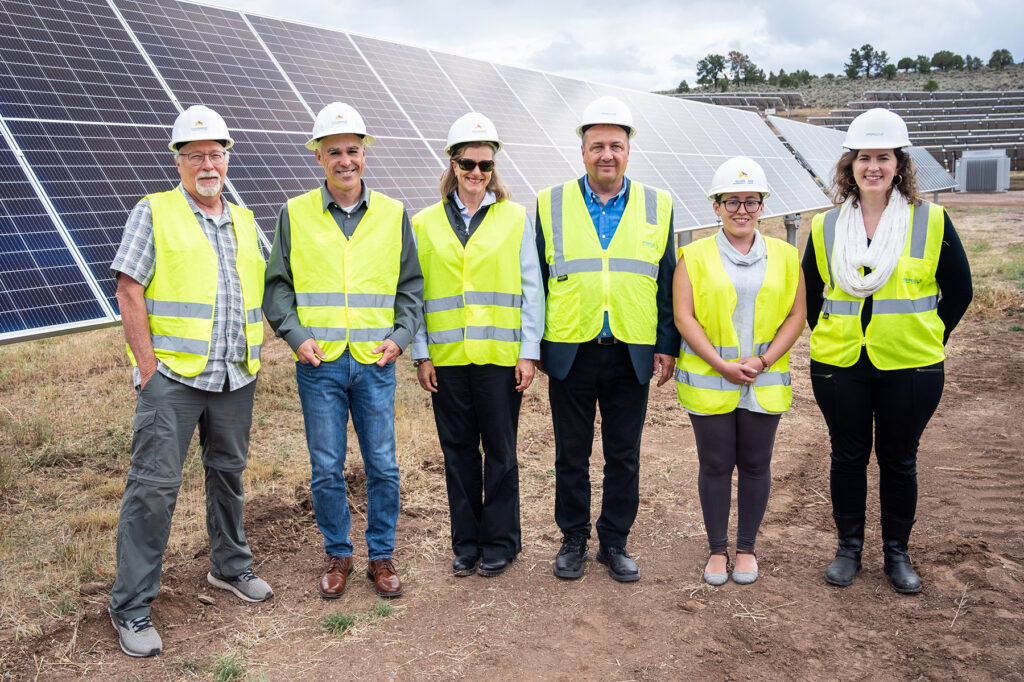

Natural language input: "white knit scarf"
[831,192,910,298]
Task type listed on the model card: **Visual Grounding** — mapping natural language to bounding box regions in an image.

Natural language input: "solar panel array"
[769,115,956,196]
[0,0,830,344]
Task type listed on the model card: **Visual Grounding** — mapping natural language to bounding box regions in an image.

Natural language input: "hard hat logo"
[334,115,346,122]
[472,124,484,132]
[738,171,749,178]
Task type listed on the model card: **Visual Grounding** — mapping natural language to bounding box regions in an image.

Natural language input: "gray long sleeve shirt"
[263,182,424,354]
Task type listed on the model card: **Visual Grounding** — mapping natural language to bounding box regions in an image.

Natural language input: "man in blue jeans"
[264,102,423,598]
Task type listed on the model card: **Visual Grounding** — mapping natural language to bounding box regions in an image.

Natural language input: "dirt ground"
[5,196,1024,680]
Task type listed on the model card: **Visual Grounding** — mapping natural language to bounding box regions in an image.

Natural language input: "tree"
[950,54,964,70]
[931,50,957,71]
[989,49,1014,69]
[696,54,726,85]
[923,79,939,92]
[844,49,863,79]
[716,77,730,92]
[915,55,931,74]
[726,51,751,83]
[871,50,890,77]
[897,57,916,72]
[859,44,877,77]
[676,79,690,92]
[744,65,766,85]
[965,55,983,71]
[881,64,898,80]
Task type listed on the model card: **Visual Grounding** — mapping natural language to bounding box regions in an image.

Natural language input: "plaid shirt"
[111,184,255,392]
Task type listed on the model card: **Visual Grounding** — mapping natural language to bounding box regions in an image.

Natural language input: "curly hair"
[439,142,510,202]
[830,148,921,206]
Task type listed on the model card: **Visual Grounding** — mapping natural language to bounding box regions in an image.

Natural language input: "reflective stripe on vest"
[129,188,265,377]
[674,234,799,414]
[288,187,403,364]
[811,200,945,369]
[413,198,526,366]
[540,179,672,344]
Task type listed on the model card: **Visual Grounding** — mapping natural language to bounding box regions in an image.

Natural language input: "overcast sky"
[220,0,1022,92]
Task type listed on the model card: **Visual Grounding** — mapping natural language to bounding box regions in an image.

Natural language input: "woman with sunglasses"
[805,109,972,593]
[411,113,543,578]
[673,157,805,586]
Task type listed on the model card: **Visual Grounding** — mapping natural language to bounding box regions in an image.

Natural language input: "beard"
[194,176,223,197]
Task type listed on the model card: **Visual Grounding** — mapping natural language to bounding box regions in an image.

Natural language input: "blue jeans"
[295,350,400,559]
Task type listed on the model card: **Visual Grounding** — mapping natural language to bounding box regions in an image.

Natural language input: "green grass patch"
[1010,325,1024,332]
[321,598,397,637]
[209,652,246,682]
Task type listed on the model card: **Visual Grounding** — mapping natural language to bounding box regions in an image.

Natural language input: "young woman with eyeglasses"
[409,113,544,578]
[673,156,806,586]
[804,109,972,593]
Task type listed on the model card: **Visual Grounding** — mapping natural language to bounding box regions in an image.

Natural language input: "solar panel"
[0,0,837,345]
[5,119,182,306]
[246,15,418,139]
[0,128,110,339]
[770,115,956,194]
[116,0,311,131]
[0,0,178,124]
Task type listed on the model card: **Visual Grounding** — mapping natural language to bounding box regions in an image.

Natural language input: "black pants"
[690,409,781,553]
[432,364,522,562]
[549,342,650,548]
[810,351,944,521]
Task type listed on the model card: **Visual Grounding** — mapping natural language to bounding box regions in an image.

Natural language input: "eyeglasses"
[179,151,229,167]
[454,157,495,172]
[721,198,763,213]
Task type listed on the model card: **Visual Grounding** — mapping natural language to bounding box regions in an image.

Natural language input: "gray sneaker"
[109,608,162,657]
[207,568,273,602]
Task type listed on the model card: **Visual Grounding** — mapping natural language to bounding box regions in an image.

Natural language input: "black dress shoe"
[553,536,588,579]
[452,555,477,577]
[477,557,510,577]
[595,546,640,582]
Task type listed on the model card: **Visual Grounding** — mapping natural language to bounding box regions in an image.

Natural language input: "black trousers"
[549,341,650,548]
[810,351,944,521]
[432,364,522,562]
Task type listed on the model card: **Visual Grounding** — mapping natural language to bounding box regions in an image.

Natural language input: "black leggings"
[689,408,781,553]
[810,352,944,522]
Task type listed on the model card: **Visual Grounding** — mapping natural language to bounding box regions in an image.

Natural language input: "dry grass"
[0,199,1019,643]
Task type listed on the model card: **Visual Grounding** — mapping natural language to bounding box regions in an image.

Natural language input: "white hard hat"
[576,95,636,139]
[445,112,502,156]
[842,108,911,150]
[169,105,233,151]
[306,102,375,151]
[707,156,771,199]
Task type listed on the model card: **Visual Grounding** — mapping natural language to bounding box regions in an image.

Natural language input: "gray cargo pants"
[109,371,257,620]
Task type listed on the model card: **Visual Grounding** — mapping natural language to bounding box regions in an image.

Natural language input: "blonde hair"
[831,148,921,207]
[440,142,510,201]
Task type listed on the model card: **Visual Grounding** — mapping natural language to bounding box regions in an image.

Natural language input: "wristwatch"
[413,358,431,367]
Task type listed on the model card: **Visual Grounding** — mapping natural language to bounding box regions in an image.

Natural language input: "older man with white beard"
[108,105,271,658]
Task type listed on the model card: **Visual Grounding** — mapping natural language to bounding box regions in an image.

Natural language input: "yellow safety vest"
[538,180,671,344]
[674,235,799,414]
[288,187,403,364]
[129,188,264,377]
[413,198,526,366]
[810,201,945,369]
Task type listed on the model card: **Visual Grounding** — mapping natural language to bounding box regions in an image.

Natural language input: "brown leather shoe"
[366,558,403,598]
[318,556,353,599]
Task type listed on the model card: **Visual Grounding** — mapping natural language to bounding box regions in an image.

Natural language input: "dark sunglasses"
[454,157,495,172]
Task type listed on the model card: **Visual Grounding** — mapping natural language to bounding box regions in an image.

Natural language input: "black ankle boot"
[825,515,864,587]
[881,516,922,594]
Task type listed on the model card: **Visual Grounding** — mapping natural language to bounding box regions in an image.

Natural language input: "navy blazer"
[535,177,680,383]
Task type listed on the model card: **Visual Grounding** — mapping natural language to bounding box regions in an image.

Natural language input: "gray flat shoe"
[732,550,758,585]
[703,551,728,586]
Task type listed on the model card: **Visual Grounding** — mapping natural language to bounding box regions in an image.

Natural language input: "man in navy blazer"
[535,96,679,583]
